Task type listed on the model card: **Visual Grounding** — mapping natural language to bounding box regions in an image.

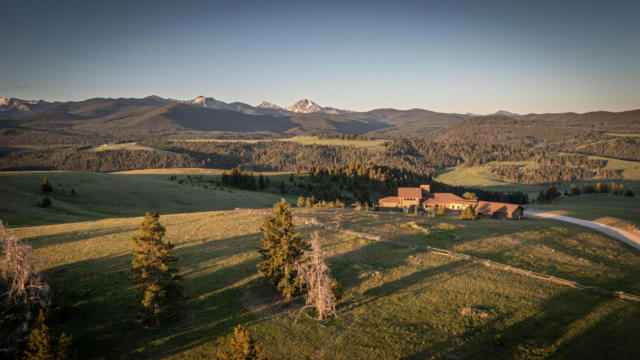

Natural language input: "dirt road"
[525,209,640,251]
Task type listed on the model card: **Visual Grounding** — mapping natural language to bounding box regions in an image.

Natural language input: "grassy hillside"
[532,194,640,229]
[9,208,640,359]
[0,171,297,226]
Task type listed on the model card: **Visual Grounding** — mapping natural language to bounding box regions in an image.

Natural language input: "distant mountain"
[435,110,640,146]
[2,95,638,146]
[0,97,55,119]
[257,101,282,110]
[286,98,349,115]
[490,110,519,117]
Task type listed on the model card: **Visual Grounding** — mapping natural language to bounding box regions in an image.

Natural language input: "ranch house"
[378,185,524,219]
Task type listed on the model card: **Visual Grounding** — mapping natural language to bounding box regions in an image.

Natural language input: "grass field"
[0,171,297,226]
[177,136,387,152]
[8,208,640,359]
[85,142,167,152]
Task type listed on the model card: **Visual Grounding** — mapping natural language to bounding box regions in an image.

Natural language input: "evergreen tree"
[537,189,547,203]
[37,196,52,208]
[23,310,72,360]
[216,325,264,360]
[257,200,309,299]
[625,187,635,197]
[130,212,182,327]
[289,173,294,182]
[279,180,286,194]
[258,174,266,190]
[40,177,52,193]
[570,184,580,195]
[459,205,478,220]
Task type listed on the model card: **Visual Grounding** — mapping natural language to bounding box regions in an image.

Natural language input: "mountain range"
[1,95,639,145]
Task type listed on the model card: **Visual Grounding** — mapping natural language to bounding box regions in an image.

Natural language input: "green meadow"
[6,208,639,359]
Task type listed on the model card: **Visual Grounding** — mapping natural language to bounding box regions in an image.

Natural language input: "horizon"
[2,93,639,116]
[2,0,640,114]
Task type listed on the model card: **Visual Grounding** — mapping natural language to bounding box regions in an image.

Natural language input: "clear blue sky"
[1,0,639,114]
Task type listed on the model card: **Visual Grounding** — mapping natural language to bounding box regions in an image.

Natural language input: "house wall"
[380,202,398,208]
[399,197,421,208]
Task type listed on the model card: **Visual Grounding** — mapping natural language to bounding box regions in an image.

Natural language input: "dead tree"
[0,222,51,352]
[296,232,337,321]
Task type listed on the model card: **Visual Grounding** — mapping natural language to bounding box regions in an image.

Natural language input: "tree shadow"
[44,231,270,359]
[401,285,639,360]
[22,224,135,249]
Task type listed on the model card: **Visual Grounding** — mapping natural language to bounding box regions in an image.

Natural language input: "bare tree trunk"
[296,232,337,321]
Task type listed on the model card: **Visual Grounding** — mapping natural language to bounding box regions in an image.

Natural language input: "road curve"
[524,209,640,251]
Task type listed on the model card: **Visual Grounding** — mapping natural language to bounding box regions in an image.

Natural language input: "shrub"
[23,310,73,360]
[40,177,52,193]
[462,192,477,200]
[37,196,51,208]
[217,325,264,360]
[459,205,478,220]
[625,187,634,197]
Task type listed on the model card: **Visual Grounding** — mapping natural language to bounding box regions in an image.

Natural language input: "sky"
[1,0,639,114]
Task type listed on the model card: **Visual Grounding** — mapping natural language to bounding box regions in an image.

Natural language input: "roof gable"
[398,187,424,198]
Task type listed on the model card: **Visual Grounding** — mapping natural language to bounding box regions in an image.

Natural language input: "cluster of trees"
[221,167,259,190]
[297,196,345,208]
[0,147,199,171]
[577,137,640,161]
[488,163,620,184]
[313,133,374,141]
[538,182,634,202]
[536,186,562,203]
[569,182,634,197]
[257,200,339,321]
[385,138,534,167]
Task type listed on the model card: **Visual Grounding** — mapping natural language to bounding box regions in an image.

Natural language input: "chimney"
[420,185,431,193]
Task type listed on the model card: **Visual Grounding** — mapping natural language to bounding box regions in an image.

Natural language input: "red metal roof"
[474,201,521,215]
[378,196,399,204]
[422,193,475,205]
[397,187,424,198]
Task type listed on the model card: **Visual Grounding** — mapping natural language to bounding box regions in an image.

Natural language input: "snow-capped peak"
[286,98,323,113]
[257,101,282,110]
[191,96,207,104]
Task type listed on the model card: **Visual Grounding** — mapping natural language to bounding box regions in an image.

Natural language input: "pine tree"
[216,325,264,360]
[625,187,635,197]
[289,173,294,182]
[130,212,182,327]
[296,196,305,208]
[459,205,478,220]
[40,177,52,193]
[23,310,72,360]
[258,174,266,190]
[257,199,308,299]
[279,180,286,194]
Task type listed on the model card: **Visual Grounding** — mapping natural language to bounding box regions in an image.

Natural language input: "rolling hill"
[2,95,639,146]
